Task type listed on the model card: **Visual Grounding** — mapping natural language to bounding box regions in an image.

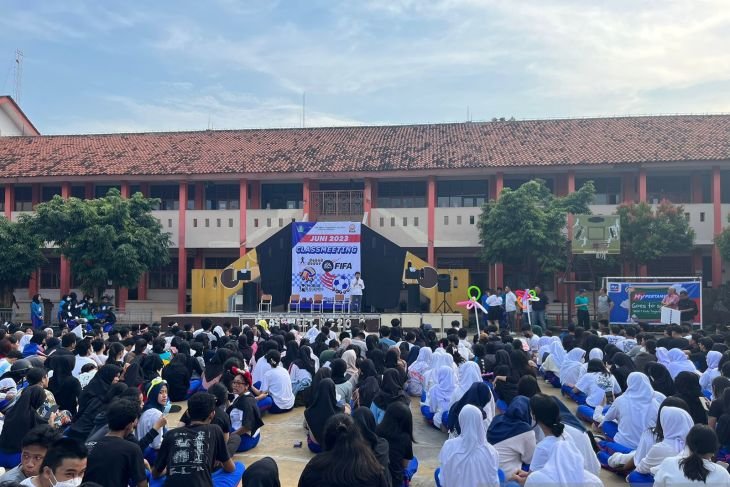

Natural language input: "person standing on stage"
[350,272,365,313]
[661,286,680,310]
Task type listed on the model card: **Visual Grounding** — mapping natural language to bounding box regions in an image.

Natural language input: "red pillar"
[60,183,71,296]
[493,173,504,286]
[363,178,373,226]
[713,167,722,288]
[303,179,311,221]
[194,182,204,210]
[691,174,704,204]
[622,172,636,204]
[135,183,149,300]
[638,169,648,277]
[427,176,436,266]
[28,183,41,297]
[177,183,188,313]
[4,184,13,219]
[249,181,261,210]
[239,179,248,257]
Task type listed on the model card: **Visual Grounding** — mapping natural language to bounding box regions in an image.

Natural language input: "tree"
[715,215,730,263]
[25,189,171,298]
[478,179,595,284]
[616,201,695,274]
[0,217,46,308]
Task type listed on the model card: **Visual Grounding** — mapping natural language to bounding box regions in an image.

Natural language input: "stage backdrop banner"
[291,221,361,300]
[606,281,701,325]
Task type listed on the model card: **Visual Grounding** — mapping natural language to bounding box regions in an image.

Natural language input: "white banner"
[291,222,361,300]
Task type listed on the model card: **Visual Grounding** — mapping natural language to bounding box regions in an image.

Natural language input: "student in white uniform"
[449,361,482,406]
[487,396,535,478]
[259,350,295,413]
[654,425,730,487]
[426,366,456,430]
[524,440,604,487]
[574,359,621,421]
[436,405,500,487]
[528,394,573,472]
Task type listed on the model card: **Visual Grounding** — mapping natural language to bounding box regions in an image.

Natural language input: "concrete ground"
[165,381,625,487]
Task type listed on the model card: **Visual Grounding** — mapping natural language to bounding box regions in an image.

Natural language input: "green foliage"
[24,189,171,297]
[478,179,595,282]
[0,217,46,307]
[715,214,730,263]
[617,201,695,270]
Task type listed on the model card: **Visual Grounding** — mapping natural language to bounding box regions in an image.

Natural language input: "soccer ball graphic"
[331,275,350,293]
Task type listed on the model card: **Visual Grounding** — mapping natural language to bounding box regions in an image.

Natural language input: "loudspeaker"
[406,284,420,313]
[437,274,451,293]
[242,282,258,312]
[237,269,251,281]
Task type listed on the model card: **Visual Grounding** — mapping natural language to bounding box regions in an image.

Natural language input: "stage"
[161,312,463,334]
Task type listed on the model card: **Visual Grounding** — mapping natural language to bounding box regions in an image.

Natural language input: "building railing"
[310,190,364,219]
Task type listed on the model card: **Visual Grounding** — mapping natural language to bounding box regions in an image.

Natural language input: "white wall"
[0,105,24,136]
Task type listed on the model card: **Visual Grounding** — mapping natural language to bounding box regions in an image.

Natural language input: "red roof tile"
[0,115,729,179]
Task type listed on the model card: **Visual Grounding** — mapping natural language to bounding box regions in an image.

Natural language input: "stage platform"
[161,312,463,334]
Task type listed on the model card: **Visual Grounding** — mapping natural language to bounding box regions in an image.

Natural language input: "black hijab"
[0,385,47,452]
[646,363,676,397]
[384,349,400,370]
[48,354,74,394]
[352,406,383,451]
[237,335,253,363]
[355,359,380,408]
[372,369,409,410]
[673,371,708,425]
[406,346,420,367]
[610,352,636,391]
[241,457,281,487]
[282,341,299,370]
[307,367,332,408]
[446,382,491,434]
[291,346,316,377]
[369,349,386,375]
[304,378,339,444]
[84,364,121,401]
[330,358,349,385]
[204,348,230,381]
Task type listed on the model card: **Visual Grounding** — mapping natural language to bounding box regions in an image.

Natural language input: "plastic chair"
[259,294,272,313]
[288,294,301,313]
[311,294,324,314]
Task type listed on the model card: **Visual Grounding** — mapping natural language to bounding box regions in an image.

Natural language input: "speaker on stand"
[435,273,453,312]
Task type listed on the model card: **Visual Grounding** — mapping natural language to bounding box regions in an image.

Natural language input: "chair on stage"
[259,294,272,313]
[288,294,301,313]
[333,294,348,314]
[311,294,324,314]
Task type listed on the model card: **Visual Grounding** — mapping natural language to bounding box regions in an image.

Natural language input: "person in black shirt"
[161,354,192,402]
[376,402,416,487]
[83,400,147,487]
[152,392,243,487]
[298,414,389,487]
[180,384,241,457]
[678,291,699,325]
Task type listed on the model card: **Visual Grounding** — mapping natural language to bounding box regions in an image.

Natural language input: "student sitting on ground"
[227,369,265,452]
[0,426,61,484]
[20,438,88,487]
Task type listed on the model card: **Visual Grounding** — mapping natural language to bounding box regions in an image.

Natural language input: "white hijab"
[700,350,722,393]
[438,404,500,487]
[658,406,694,455]
[589,348,604,362]
[450,361,483,406]
[655,347,670,367]
[427,351,456,389]
[428,365,457,413]
[548,339,567,368]
[560,348,586,386]
[666,348,697,379]
[525,440,603,487]
[409,347,432,376]
[621,372,665,432]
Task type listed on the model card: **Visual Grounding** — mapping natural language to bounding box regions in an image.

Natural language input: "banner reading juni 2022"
[606,280,702,326]
[291,222,361,301]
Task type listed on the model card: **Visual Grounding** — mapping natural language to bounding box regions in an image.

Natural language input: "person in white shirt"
[524,440,603,487]
[259,351,295,413]
[485,290,503,328]
[653,424,730,487]
[72,341,96,378]
[349,272,365,312]
[504,286,518,332]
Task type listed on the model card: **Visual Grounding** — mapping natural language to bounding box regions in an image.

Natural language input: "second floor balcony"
[310,190,364,221]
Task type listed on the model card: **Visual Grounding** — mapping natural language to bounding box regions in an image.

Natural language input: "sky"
[1,0,729,135]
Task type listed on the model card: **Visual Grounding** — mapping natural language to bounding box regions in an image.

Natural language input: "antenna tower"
[14,49,23,103]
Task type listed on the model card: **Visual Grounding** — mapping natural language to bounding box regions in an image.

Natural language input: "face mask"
[51,472,82,487]
[163,401,172,415]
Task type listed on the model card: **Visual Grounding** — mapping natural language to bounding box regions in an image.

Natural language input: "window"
[14,186,32,211]
[41,186,62,202]
[437,180,488,207]
[376,181,427,208]
[149,258,178,289]
[149,184,179,210]
[187,184,196,210]
[576,177,621,205]
[0,187,4,212]
[71,186,85,199]
[504,177,554,193]
[94,185,121,198]
[261,183,303,209]
[469,215,475,225]
[379,217,384,226]
[205,183,239,210]
[204,257,235,269]
[414,217,419,226]
[40,258,60,289]
[647,176,691,204]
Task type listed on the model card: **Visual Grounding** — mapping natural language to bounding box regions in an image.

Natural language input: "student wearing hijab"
[282,340,299,370]
[228,369,265,452]
[709,376,730,431]
[673,371,708,425]
[493,350,519,408]
[574,359,622,422]
[436,405,500,487]
[305,378,345,453]
[161,353,192,402]
[342,349,360,384]
[241,457,281,487]
[426,366,457,430]
[353,359,380,409]
[136,377,169,463]
[0,386,49,468]
[559,348,586,397]
[487,396,535,477]
[202,348,230,391]
[610,352,636,391]
[646,362,677,397]
[540,339,566,388]
[48,354,80,416]
[406,347,432,398]
[377,401,417,487]
[371,369,409,424]
[352,407,391,485]
[447,382,493,435]
[330,358,354,407]
[700,350,722,397]
[653,425,730,486]
[524,441,603,487]
[450,361,483,406]
[666,348,698,379]
[601,372,665,451]
[289,346,316,398]
[384,348,406,384]
[66,363,121,442]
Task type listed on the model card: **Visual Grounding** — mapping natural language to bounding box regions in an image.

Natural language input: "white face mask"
[51,472,82,487]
